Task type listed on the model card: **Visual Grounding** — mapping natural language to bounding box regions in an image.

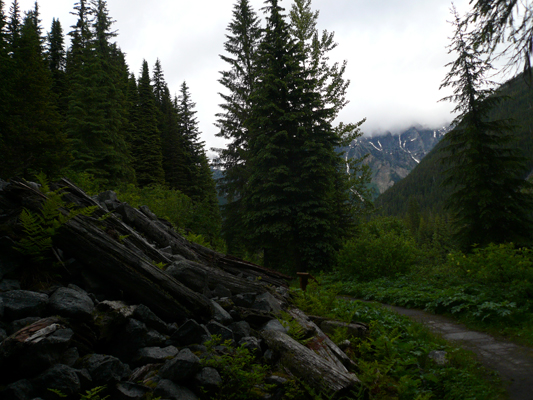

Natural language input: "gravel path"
[379,303,533,400]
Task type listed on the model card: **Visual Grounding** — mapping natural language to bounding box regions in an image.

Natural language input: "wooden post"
[297,272,317,291]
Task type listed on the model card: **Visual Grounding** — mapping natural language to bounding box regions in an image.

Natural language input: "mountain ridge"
[343,125,450,195]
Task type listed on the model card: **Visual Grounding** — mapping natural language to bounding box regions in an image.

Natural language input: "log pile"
[0,178,365,399]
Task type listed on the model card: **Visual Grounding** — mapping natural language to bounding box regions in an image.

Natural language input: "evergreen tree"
[439,7,533,249]
[289,0,349,119]
[0,0,13,145]
[175,81,221,238]
[176,81,207,199]
[47,18,67,115]
[244,0,341,272]
[0,5,69,179]
[66,0,134,185]
[215,0,262,255]
[6,0,20,51]
[131,60,165,187]
[149,59,187,189]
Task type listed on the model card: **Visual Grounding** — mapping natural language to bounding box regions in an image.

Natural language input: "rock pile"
[0,178,366,399]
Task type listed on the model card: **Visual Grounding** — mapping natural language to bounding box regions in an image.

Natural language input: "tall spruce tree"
[290,0,371,239]
[289,0,349,120]
[215,0,262,255]
[439,8,533,249]
[131,60,165,187]
[244,0,341,272]
[0,0,13,146]
[176,81,221,238]
[6,0,20,52]
[47,18,67,116]
[177,81,207,199]
[66,0,133,185]
[150,59,188,189]
[0,5,69,179]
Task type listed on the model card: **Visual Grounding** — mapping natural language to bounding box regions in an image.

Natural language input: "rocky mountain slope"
[342,125,449,195]
[0,178,366,400]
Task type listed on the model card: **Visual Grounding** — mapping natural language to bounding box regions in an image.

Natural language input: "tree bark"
[261,329,360,396]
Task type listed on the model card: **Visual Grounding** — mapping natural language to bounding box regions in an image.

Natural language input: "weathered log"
[166,259,271,296]
[261,329,360,396]
[287,308,357,371]
[55,216,212,322]
[56,179,293,290]
[216,254,292,288]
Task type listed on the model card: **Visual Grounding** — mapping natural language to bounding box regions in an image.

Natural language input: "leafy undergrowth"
[333,242,533,347]
[336,273,533,348]
[293,284,505,400]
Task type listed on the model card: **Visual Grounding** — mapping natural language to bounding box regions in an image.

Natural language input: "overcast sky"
[17,0,472,156]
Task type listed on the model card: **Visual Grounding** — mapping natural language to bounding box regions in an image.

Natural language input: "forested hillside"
[0,0,221,241]
[376,73,533,216]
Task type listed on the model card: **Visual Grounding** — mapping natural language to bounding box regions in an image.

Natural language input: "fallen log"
[261,329,360,396]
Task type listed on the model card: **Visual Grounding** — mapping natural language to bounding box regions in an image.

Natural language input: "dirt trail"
[378,303,533,400]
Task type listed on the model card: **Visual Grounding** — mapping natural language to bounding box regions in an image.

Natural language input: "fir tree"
[215,0,262,255]
[177,81,207,198]
[47,18,67,115]
[0,0,13,145]
[439,7,533,249]
[0,6,69,179]
[149,59,186,189]
[66,0,134,185]
[131,60,165,187]
[244,0,340,272]
[6,0,20,52]
[289,0,349,119]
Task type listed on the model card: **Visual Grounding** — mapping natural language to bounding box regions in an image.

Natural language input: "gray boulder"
[238,336,262,355]
[158,348,201,382]
[213,284,231,298]
[154,379,198,400]
[210,300,233,325]
[33,364,80,398]
[49,287,94,321]
[0,290,48,320]
[132,304,168,334]
[206,321,234,343]
[115,382,151,400]
[252,292,282,313]
[194,367,221,392]
[109,318,166,361]
[170,319,210,346]
[0,279,20,292]
[229,321,251,343]
[231,292,256,308]
[82,354,131,386]
[261,319,288,333]
[133,346,179,367]
[1,379,34,400]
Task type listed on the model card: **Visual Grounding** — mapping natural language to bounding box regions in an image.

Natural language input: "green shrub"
[336,218,419,281]
[447,243,533,300]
